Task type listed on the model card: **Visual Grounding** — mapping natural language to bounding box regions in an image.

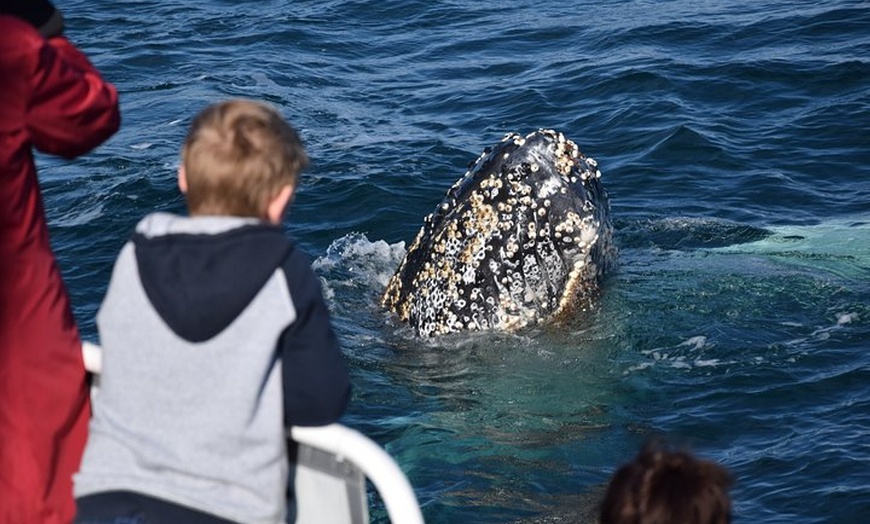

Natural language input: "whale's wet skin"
[382,129,616,336]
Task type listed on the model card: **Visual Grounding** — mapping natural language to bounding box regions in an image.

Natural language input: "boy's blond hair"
[181,99,309,217]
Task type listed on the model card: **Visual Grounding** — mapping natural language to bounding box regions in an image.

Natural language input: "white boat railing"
[81,341,424,524]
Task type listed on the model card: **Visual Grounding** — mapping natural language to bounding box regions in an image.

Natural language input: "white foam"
[630,335,733,373]
[319,276,335,301]
[809,311,859,340]
[679,335,707,350]
[836,312,857,325]
[313,232,407,289]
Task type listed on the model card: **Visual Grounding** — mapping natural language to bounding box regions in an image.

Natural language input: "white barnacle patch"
[497,202,514,214]
[564,211,582,226]
[552,258,592,320]
[527,222,537,239]
[537,176,560,198]
[553,147,575,175]
[433,237,447,254]
[508,276,524,301]
[580,225,599,246]
[505,239,519,257]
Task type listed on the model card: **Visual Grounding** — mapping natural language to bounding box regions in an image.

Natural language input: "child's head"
[600,441,733,524]
[179,99,309,221]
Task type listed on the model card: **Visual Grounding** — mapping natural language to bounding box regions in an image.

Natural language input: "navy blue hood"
[132,215,294,343]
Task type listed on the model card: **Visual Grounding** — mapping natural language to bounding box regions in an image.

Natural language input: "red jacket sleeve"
[27,32,120,159]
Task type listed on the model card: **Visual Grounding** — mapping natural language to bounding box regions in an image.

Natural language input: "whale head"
[382,129,616,337]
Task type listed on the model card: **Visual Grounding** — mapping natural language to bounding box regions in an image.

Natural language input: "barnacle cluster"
[382,129,615,337]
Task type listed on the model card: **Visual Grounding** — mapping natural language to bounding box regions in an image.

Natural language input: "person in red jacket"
[0,1,120,522]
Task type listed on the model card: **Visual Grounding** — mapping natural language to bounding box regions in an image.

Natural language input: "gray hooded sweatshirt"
[74,213,351,524]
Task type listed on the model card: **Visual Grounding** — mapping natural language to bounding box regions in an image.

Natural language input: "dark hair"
[0,0,56,27]
[600,441,733,524]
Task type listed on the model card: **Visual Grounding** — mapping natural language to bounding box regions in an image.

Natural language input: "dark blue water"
[43,1,868,522]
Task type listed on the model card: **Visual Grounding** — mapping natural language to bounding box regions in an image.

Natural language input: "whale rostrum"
[382,129,616,337]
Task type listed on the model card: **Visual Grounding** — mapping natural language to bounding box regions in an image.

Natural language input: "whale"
[382,129,616,337]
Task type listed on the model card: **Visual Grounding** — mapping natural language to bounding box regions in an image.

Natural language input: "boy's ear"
[265,184,295,225]
[178,165,188,194]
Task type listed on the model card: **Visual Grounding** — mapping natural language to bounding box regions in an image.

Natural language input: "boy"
[599,441,733,524]
[73,99,352,524]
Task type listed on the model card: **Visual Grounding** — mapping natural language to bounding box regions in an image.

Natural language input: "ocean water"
[41,0,868,522]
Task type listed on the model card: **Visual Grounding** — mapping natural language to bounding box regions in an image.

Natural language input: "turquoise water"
[42,1,868,522]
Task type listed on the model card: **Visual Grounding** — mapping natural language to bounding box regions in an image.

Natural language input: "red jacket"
[0,15,119,524]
